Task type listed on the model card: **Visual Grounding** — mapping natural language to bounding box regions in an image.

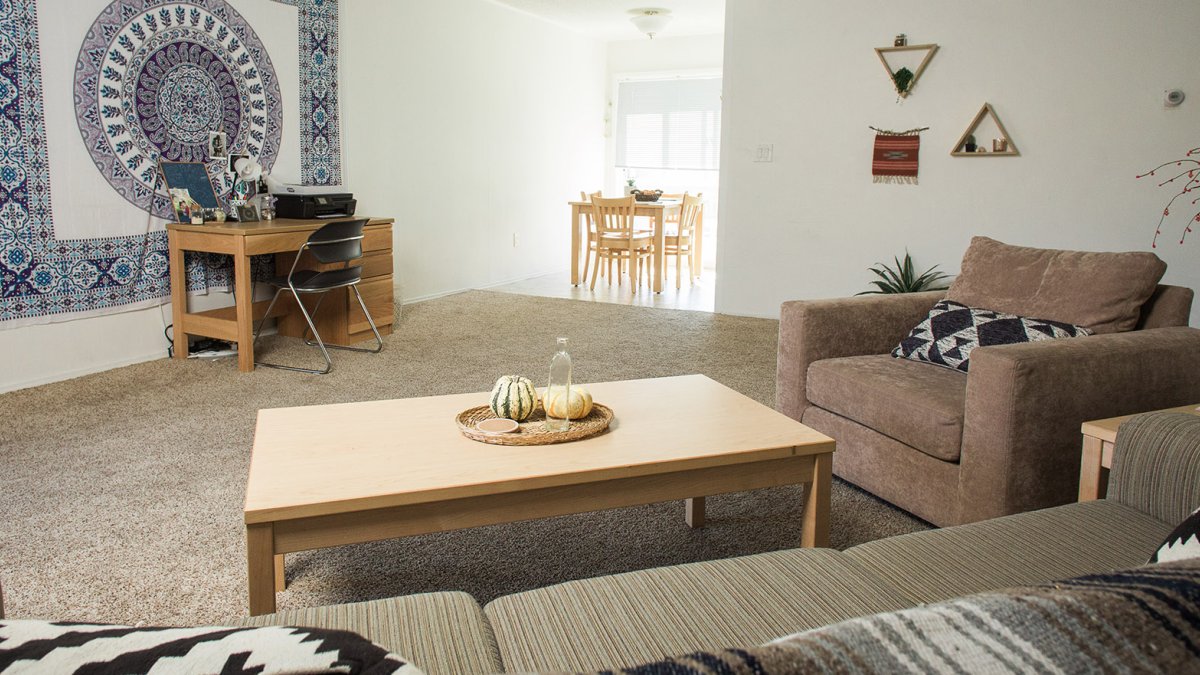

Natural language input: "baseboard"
[398,268,568,306]
[0,348,167,394]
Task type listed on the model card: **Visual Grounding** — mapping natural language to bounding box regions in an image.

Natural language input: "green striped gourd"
[489,375,537,421]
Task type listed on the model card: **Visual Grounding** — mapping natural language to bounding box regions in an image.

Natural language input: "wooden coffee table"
[244,374,835,615]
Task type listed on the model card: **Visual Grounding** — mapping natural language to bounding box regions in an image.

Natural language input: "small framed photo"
[208,131,228,159]
[236,204,259,222]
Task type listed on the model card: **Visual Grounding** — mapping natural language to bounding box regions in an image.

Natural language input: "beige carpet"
[0,290,928,626]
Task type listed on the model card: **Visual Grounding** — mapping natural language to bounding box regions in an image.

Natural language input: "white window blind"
[615,77,722,171]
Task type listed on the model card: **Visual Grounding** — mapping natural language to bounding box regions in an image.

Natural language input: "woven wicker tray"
[456,403,614,446]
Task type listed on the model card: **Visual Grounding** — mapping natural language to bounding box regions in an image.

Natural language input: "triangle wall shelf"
[875,43,939,98]
[951,103,1020,157]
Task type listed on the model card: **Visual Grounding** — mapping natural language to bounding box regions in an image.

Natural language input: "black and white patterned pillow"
[0,621,423,675]
[893,300,1089,372]
[1150,506,1200,564]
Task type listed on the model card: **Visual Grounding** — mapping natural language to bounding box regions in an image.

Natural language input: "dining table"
[567,197,702,293]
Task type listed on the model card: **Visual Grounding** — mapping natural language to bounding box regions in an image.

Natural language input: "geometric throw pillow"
[893,299,1090,372]
[1149,505,1200,564]
[0,621,424,675]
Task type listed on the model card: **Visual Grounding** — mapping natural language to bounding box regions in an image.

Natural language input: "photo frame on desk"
[236,204,259,222]
[159,161,220,221]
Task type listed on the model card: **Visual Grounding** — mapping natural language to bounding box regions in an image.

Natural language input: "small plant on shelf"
[857,251,950,294]
[1137,146,1200,247]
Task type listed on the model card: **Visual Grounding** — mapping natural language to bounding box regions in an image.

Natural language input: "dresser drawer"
[348,276,394,332]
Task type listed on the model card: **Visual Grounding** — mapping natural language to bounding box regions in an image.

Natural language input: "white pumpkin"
[542,385,594,420]
[490,375,537,421]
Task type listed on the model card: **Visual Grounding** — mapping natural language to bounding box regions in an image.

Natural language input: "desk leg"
[801,453,832,548]
[685,497,706,528]
[1078,435,1105,501]
[233,242,255,372]
[652,211,664,293]
[168,232,189,359]
[247,523,277,616]
[570,204,582,286]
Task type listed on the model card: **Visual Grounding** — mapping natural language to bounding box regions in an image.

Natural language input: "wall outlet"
[512,232,519,247]
[754,144,774,162]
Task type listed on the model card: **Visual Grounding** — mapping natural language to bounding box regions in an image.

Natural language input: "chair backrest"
[581,191,601,236]
[677,193,702,237]
[591,195,637,236]
[305,218,368,264]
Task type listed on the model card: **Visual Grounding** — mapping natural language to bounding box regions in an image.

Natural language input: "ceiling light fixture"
[629,8,672,39]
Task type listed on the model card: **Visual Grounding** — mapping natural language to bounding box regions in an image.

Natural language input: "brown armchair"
[777,245,1200,527]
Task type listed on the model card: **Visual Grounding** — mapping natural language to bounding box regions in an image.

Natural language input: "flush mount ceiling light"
[629,8,672,39]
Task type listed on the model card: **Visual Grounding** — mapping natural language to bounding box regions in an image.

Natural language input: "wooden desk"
[167,217,395,372]
[244,374,834,614]
[1078,403,1200,501]
[568,199,700,293]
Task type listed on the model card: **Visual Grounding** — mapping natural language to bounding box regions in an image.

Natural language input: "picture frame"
[236,204,259,222]
[208,130,228,159]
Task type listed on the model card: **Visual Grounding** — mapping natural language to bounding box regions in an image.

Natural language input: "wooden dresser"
[274,219,395,346]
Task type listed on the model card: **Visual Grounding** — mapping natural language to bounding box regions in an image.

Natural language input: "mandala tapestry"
[74,0,283,219]
[0,0,341,327]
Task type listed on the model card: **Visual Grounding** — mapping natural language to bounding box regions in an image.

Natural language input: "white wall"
[340,0,606,304]
[716,0,1200,325]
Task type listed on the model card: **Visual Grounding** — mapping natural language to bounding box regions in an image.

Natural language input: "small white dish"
[476,418,520,434]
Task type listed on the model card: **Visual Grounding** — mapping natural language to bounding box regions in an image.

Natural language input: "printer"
[272,184,356,219]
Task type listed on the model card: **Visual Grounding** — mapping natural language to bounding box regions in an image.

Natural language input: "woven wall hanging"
[870,126,928,185]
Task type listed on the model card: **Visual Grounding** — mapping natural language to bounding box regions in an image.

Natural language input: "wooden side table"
[1079,403,1200,501]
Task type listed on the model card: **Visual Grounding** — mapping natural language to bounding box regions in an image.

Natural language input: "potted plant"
[857,251,951,294]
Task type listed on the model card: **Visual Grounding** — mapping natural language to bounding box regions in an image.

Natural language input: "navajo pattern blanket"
[594,559,1200,674]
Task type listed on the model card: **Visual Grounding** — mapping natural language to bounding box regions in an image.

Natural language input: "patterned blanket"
[593,559,1200,674]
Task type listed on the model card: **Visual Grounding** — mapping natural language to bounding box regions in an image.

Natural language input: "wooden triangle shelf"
[951,103,1020,156]
[875,43,939,98]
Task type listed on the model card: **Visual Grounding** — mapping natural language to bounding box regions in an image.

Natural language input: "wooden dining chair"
[580,191,602,285]
[663,193,703,289]
[590,195,653,291]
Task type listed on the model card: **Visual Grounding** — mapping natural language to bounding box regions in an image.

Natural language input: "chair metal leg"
[256,287,333,375]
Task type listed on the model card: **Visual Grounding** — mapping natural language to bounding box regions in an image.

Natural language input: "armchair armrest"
[1108,412,1200,525]
[776,291,943,420]
[959,326,1200,523]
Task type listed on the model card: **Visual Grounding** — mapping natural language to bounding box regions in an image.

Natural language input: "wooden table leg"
[801,453,832,548]
[274,554,286,593]
[652,210,664,293]
[570,204,582,286]
[685,497,706,528]
[1078,435,1105,501]
[247,523,276,616]
[233,242,255,372]
[168,232,189,359]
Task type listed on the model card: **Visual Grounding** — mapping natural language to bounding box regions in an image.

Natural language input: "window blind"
[615,77,722,171]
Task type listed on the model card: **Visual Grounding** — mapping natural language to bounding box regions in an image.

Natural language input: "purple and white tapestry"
[0,0,341,327]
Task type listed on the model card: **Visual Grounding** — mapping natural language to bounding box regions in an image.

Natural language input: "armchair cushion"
[893,299,1089,372]
[946,236,1166,334]
[808,355,966,461]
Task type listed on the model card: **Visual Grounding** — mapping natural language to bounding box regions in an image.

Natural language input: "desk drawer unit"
[275,223,395,346]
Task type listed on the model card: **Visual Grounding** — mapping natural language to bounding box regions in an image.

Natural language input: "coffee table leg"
[247,523,277,616]
[801,453,832,548]
[685,497,706,528]
[274,554,286,593]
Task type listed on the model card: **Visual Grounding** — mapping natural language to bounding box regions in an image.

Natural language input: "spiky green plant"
[857,251,950,295]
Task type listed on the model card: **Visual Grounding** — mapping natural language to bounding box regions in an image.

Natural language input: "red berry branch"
[1137,146,1200,247]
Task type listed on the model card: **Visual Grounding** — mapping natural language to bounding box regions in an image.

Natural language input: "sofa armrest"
[1108,412,1200,525]
[776,291,943,421]
[959,326,1200,523]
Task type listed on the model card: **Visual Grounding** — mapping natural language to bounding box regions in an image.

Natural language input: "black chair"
[252,219,383,374]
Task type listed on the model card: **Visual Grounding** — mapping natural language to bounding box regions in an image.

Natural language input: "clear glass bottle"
[545,337,572,432]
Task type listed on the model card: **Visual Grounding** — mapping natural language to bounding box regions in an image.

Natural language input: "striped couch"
[229,411,1200,674]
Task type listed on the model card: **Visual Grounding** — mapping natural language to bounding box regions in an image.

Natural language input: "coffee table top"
[245,374,833,524]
